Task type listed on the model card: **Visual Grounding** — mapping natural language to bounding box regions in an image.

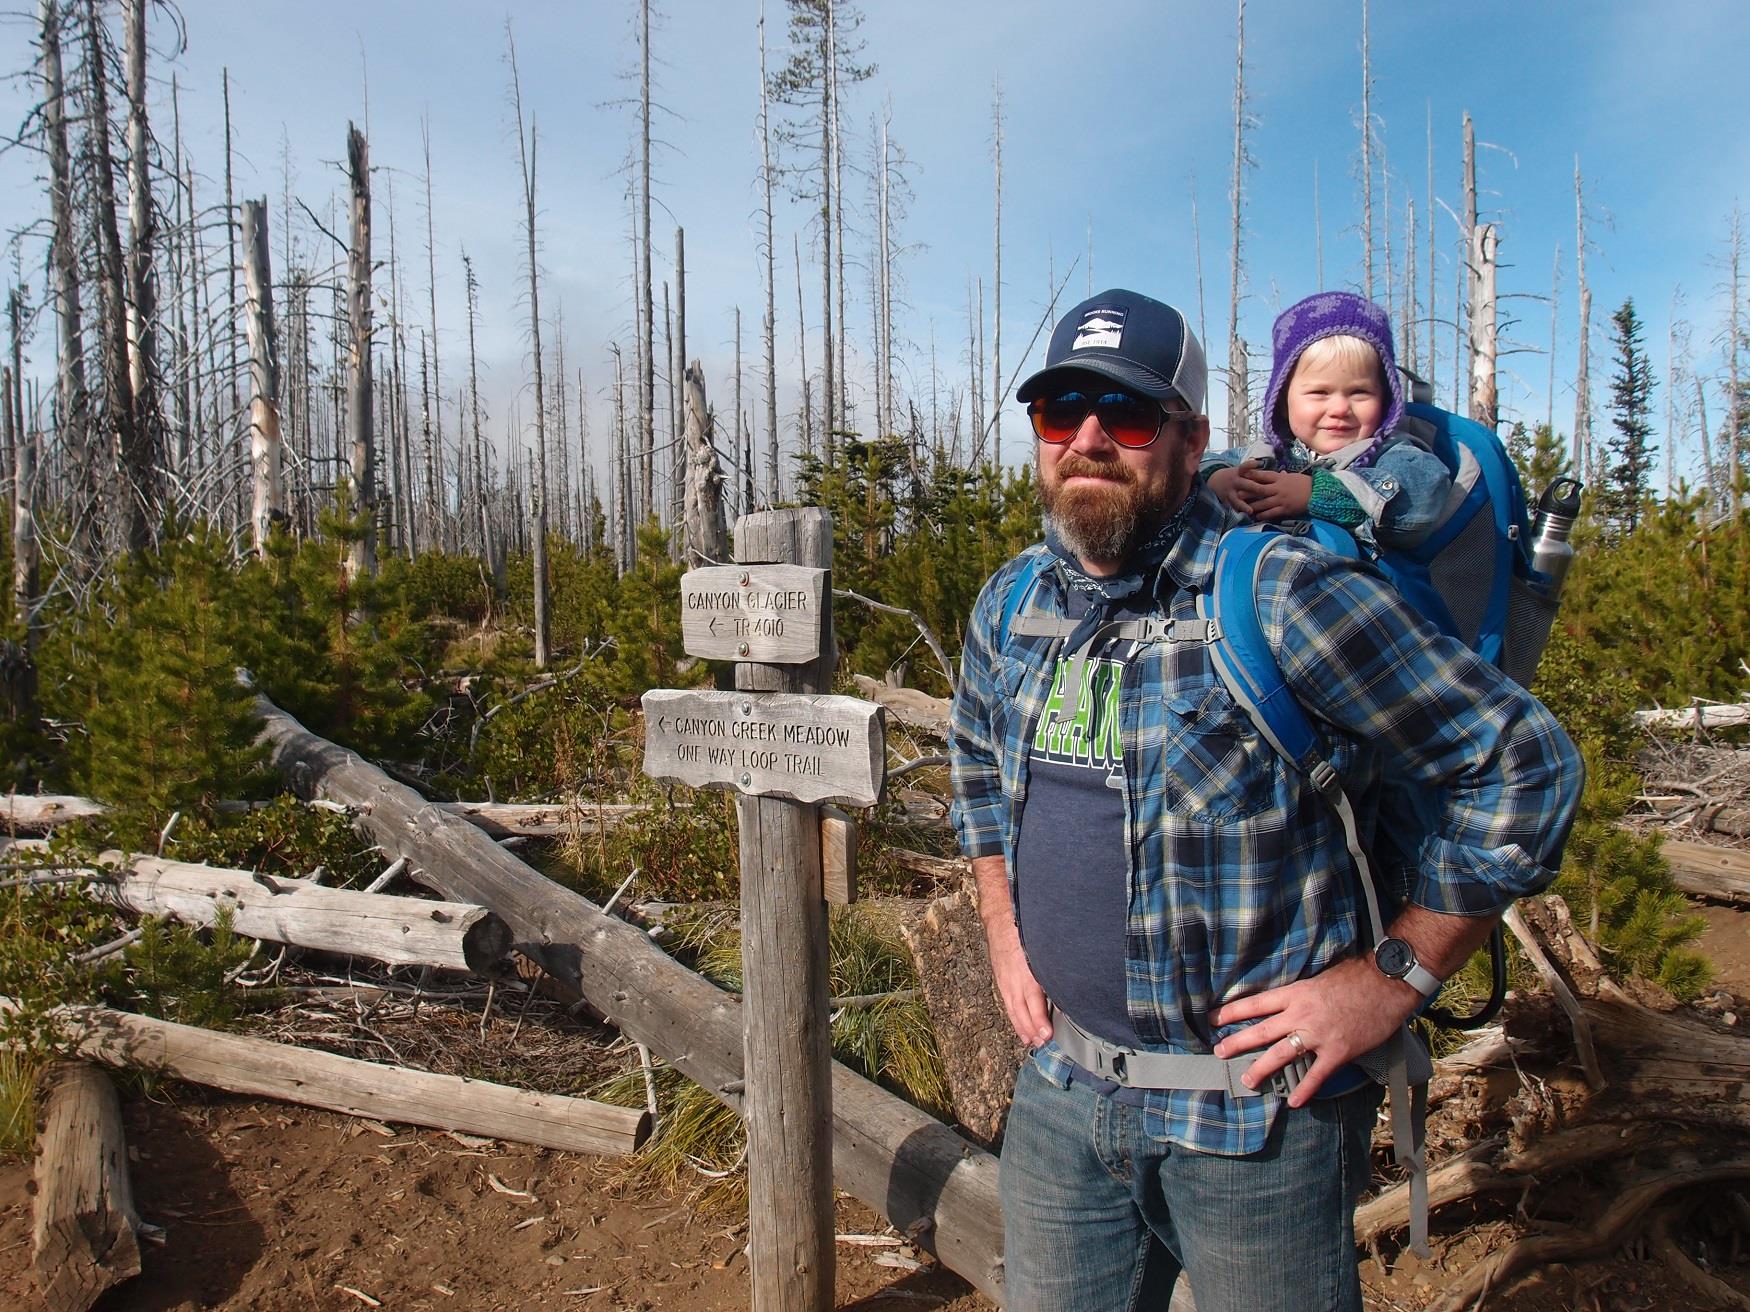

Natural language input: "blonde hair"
[1294,334,1385,380]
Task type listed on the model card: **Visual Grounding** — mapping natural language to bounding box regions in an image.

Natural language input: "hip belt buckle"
[1267,1052,1315,1098]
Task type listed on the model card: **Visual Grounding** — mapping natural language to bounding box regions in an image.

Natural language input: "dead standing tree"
[759,2,781,505]
[122,0,161,514]
[10,296,39,669]
[1469,222,1500,431]
[1459,115,1500,431]
[681,361,728,567]
[507,26,550,668]
[1574,157,1594,482]
[345,124,375,578]
[636,0,655,531]
[242,200,284,553]
[990,80,1003,466]
[83,0,147,551]
[1226,0,1252,445]
[769,0,874,461]
[38,0,96,566]
[1359,0,1374,300]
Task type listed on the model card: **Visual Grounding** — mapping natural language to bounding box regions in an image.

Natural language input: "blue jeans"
[999,1061,1380,1312]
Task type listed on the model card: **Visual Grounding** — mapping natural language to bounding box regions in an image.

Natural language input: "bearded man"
[948,289,1580,1311]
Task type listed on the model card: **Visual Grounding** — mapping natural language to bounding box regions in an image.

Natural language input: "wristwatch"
[1374,937,1442,998]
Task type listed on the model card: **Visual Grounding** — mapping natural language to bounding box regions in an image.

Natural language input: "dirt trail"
[0,1089,983,1312]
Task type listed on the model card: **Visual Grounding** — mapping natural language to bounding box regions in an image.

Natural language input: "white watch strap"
[1404,960,1443,998]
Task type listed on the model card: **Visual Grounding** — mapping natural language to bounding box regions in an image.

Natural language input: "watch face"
[1376,938,1413,977]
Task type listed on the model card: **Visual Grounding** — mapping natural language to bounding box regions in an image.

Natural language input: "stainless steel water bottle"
[1529,477,1583,596]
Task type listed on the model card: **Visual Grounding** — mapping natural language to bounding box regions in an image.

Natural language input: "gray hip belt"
[1049,1007,1314,1099]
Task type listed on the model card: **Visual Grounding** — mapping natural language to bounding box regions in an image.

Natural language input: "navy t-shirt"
[1013,586,1153,1051]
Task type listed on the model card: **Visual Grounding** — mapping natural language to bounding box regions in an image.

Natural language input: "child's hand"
[1236,468,1313,521]
[1206,465,1254,516]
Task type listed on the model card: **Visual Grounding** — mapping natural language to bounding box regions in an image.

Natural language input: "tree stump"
[31,1061,141,1312]
[900,886,1025,1149]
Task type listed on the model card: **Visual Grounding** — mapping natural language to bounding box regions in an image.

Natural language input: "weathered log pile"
[1633,741,1750,841]
[10,1000,648,1157]
[251,691,1008,1303]
[95,852,512,972]
[1363,894,1750,1309]
[1636,695,1750,736]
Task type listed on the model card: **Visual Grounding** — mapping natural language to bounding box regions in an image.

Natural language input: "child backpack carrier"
[1368,400,1560,690]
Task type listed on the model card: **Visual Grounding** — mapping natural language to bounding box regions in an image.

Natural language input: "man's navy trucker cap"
[1016,289,1208,415]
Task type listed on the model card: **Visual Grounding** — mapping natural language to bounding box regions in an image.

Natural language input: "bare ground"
[0,1087,986,1311]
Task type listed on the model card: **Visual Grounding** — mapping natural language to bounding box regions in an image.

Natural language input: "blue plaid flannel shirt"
[949,487,1582,1155]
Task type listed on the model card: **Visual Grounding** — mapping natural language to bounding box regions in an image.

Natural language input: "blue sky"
[2,0,1746,486]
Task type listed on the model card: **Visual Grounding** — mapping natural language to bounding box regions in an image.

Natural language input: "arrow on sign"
[708,616,721,636]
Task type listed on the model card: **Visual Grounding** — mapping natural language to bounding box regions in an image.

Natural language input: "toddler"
[1205,292,1450,550]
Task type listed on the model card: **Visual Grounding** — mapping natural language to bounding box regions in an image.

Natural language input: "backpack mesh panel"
[1427,510,1498,648]
[1502,576,1559,689]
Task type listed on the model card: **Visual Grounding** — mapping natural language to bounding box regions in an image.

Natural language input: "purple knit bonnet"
[1262,291,1404,468]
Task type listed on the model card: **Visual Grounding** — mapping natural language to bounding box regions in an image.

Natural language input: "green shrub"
[39,528,271,823]
[0,874,120,1054]
[233,510,438,762]
[111,912,258,1028]
[1558,499,1750,713]
[0,1048,37,1156]
[578,781,740,905]
[1551,754,1713,1001]
[465,675,630,804]
[381,550,495,625]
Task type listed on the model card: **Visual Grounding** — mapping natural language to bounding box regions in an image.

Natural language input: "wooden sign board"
[819,806,858,905]
[679,564,828,664]
[641,689,884,808]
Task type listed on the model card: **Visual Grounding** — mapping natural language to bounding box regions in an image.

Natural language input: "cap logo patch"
[1072,307,1126,352]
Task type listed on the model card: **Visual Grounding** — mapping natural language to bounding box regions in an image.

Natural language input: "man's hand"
[971,854,1052,1047]
[1211,907,1503,1105]
[1209,955,1418,1105]
[1234,467,1314,521]
[1206,465,1255,516]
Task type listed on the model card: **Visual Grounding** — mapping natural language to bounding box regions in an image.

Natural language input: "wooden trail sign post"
[642,508,881,1311]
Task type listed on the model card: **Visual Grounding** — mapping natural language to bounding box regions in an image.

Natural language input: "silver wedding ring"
[1287,1030,1306,1056]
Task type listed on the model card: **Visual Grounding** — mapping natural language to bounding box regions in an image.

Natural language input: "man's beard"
[1041,452,1183,566]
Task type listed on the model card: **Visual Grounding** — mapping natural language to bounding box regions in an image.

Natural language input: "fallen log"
[252,692,1007,1303]
[31,1061,141,1312]
[3,794,106,831]
[887,847,969,885]
[432,799,640,839]
[1636,699,1750,732]
[9,998,648,1157]
[1,792,637,841]
[1355,1123,1712,1247]
[1661,838,1750,906]
[98,852,511,972]
[851,675,950,734]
